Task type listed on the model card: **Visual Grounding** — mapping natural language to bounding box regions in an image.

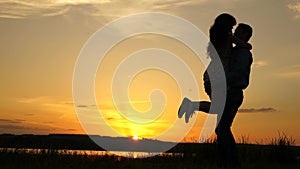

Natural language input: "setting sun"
[132,135,139,141]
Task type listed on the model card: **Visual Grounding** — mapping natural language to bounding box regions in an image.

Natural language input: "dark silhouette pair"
[178,13,253,169]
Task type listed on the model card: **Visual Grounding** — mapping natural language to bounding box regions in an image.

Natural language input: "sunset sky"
[0,0,300,145]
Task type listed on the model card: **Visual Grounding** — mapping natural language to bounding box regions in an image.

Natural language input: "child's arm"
[230,34,252,50]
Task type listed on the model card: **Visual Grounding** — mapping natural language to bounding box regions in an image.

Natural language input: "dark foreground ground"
[0,134,299,169]
[0,144,298,169]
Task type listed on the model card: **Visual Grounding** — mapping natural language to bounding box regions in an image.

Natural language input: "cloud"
[0,124,27,130]
[0,119,24,124]
[76,104,99,108]
[278,71,300,78]
[150,0,206,10]
[17,96,48,104]
[277,64,300,78]
[17,96,72,106]
[291,64,300,68]
[0,0,109,19]
[0,119,30,131]
[55,0,111,5]
[63,102,74,105]
[106,117,115,120]
[253,60,269,68]
[24,113,35,116]
[0,1,64,19]
[0,0,207,19]
[16,96,76,122]
[238,107,277,113]
[288,2,300,19]
[0,119,81,134]
[77,105,89,108]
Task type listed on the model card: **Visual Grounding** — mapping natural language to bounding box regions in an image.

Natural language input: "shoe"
[178,97,189,118]
[184,99,195,123]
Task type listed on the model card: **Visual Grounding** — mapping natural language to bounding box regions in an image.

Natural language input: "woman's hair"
[209,13,236,51]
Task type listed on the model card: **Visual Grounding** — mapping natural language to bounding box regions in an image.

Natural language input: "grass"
[0,133,298,169]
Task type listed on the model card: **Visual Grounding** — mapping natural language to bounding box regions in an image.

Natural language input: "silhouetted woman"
[205,13,251,168]
[178,12,251,168]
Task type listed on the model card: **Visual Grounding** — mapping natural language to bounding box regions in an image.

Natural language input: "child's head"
[234,23,253,42]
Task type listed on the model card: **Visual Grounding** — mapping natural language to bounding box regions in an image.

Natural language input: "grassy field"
[0,133,298,169]
[0,144,298,169]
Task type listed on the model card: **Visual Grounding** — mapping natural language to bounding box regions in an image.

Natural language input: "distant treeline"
[0,134,189,152]
[0,134,104,151]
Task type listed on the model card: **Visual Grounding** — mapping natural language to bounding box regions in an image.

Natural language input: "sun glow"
[132,135,139,141]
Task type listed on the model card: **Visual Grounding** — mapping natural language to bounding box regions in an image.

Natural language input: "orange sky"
[0,0,300,145]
